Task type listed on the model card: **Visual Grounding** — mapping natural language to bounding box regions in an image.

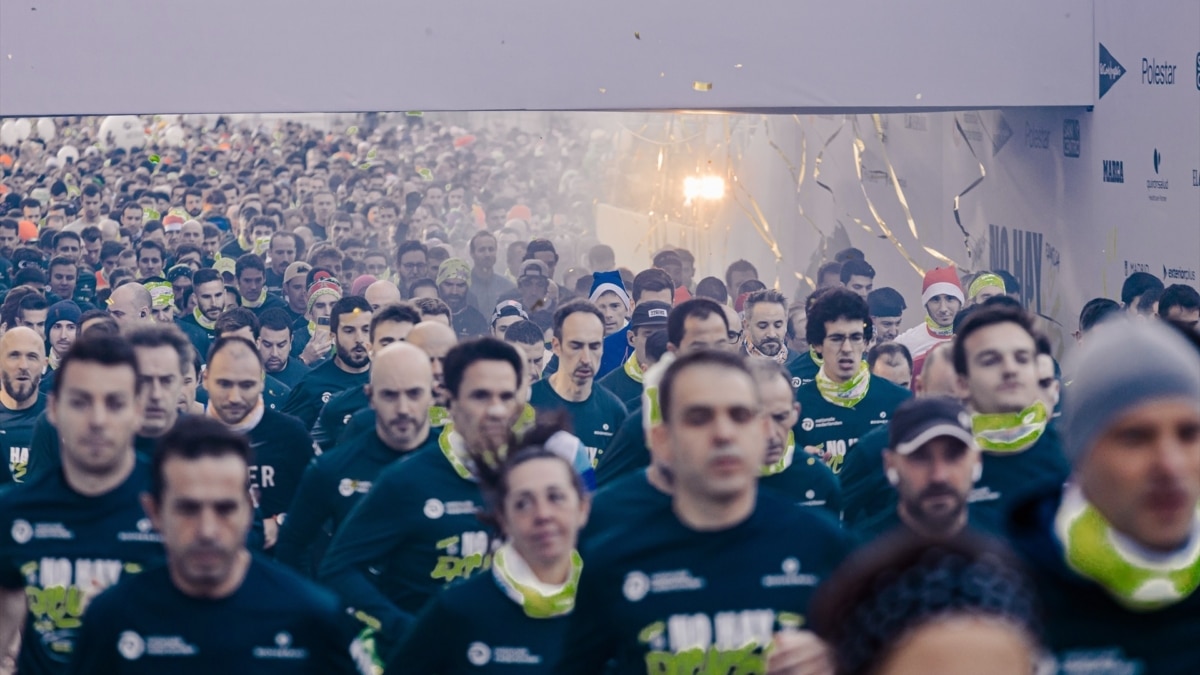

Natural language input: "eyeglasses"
[825,333,866,347]
[727,330,743,344]
[401,262,427,272]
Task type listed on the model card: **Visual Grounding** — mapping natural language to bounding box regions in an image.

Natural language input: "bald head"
[406,321,458,405]
[369,342,435,450]
[98,219,121,241]
[917,342,960,398]
[108,283,151,327]
[370,342,432,388]
[365,280,403,312]
[0,326,46,405]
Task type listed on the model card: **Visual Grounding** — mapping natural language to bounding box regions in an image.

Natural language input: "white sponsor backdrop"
[597,0,1199,356]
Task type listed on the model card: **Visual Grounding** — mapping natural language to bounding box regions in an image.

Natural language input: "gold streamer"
[869,114,921,241]
[850,116,925,277]
[951,115,986,262]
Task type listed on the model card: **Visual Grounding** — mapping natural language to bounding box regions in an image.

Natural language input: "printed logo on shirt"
[321,391,333,404]
[253,632,308,660]
[12,521,75,541]
[24,557,129,645]
[968,486,1002,504]
[118,631,145,660]
[1048,648,1143,674]
[433,529,492,583]
[761,558,820,588]
[10,519,32,544]
[119,633,198,659]
[338,478,372,497]
[248,464,277,490]
[798,491,827,508]
[8,446,28,482]
[467,641,492,666]
[823,437,859,475]
[622,569,705,602]
[807,417,843,430]
[638,609,783,672]
[117,518,162,543]
[424,498,446,519]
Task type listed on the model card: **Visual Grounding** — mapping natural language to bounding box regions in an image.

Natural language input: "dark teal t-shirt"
[593,409,648,487]
[1008,484,1200,675]
[275,427,440,574]
[319,442,488,643]
[388,568,568,674]
[793,374,911,475]
[760,452,843,518]
[528,380,628,468]
[558,491,853,674]
[0,393,45,485]
[280,359,370,432]
[66,559,369,674]
[597,363,642,411]
[0,458,164,675]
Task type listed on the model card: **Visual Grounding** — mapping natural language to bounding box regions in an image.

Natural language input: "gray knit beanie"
[1062,319,1200,465]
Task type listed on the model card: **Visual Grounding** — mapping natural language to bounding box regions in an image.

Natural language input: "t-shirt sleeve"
[260,422,318,519]
[281,381,320,430]
[554,564,616,675]
[312,399,340,451]
[314,603,376,675]
[26,412,60,484]
[275,458,329,574]
[385,593,456,674]
[64,587,121,674]
[594,414,649,487]
[318,470,413,642]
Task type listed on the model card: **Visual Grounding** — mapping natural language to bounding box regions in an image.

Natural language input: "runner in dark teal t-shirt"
[529,301,628,468]
[748,358,842,516]
[0,394,45,485]
[557,350,852,674]
[280,297,373,431]
[792,288,911,475]
[204,337,318,552]
[0,336,163,675]
[0,326,48,486]
[278,342,440,574]
[387,416,592,674]
[65,416,370,675]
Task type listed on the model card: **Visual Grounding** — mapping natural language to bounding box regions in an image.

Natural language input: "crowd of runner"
[0,115,1198,674]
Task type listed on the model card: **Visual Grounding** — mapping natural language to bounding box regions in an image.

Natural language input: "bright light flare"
[683,175,725,204]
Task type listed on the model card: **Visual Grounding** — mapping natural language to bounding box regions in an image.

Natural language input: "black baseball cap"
[630,300,671,330]
[888,397,974,455]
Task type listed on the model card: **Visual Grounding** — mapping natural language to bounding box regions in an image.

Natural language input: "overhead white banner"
[0,0,1092,116]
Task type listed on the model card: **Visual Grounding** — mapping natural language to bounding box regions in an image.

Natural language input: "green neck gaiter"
[816,361,870,408]
[972,401,1048,453]
[492,542,582,619]
[1057,484,1200,611]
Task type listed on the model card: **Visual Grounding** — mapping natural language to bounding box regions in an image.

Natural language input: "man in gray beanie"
[1006,319,1200,674]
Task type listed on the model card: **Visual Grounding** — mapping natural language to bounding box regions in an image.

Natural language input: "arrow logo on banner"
[1153,148,1162,174]
[1099,43,1125,99]
[991,114,1012,155]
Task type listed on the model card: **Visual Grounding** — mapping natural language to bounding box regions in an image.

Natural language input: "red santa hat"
[922,266,964,305]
